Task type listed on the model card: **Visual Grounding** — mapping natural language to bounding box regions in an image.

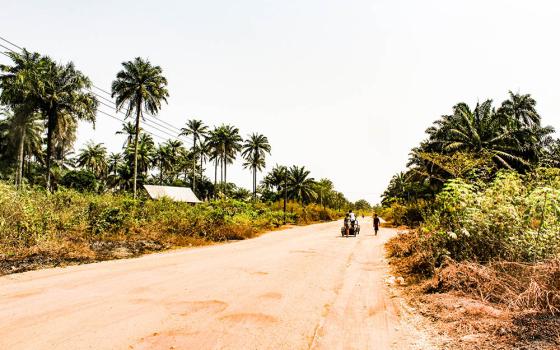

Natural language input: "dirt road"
[0,219,423,350]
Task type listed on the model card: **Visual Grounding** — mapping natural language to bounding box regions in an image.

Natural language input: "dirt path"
[0,219,428,350]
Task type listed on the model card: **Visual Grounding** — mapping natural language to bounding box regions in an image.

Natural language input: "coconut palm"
[287,165,316,205]
[219,125,242,187]
[180,119,208,193]
[206,127,222,189]
[107,153,122,176]
[111,57,169,198]
[77,141,108,177]
[242,133,271,199]
[33,59,98,191]
[154,143,173,184]
[116,121,137,148]
[0,50,45,188]
[196,138,211,187]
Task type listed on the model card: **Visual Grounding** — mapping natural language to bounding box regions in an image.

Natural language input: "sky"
[1,0,559,203]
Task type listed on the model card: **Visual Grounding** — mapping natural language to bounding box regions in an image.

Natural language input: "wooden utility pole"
[283,168,287,225]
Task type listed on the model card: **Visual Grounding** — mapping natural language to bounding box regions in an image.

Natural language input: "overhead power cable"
[0,34,193,146]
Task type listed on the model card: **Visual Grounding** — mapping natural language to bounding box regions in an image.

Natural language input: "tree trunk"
[283,172,287,224]
[192,134,197,193]
[132,99,141,199]
[15,128,25,189]
[224,158,227,186]
[159,160,163,185]
[199,152,203,189]
[214,160,217,186]
[253,167,256,200]
[45,109,57,192]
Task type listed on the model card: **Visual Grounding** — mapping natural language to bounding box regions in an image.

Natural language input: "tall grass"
[0,183,341,273]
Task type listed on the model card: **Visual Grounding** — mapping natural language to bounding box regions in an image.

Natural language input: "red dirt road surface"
[0,219,427,350]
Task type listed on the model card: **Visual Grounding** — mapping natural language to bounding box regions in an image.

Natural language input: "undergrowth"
[0,183,342,274]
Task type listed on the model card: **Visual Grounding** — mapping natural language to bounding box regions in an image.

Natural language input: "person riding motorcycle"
[349,210,356,223]
[343,214,351,237]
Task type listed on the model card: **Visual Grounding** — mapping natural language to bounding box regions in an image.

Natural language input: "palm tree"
[498,91,540,127]
[180,119,208,193]
[207,127,222,190]
[165,139,183,180]
[0,108,43,186]
[34,59,98,191]
[424,100,546,170]
[0,50,45,189]
[108,153,122,176]
[287,165,317,205]
[116,121,137,148]
[196,138,211,187]
[242,133,271,199]
[314,178,334,208]
[219,125,243,187]
[111,57,169,198]
[154,143,173,184]
[77,141,108,177]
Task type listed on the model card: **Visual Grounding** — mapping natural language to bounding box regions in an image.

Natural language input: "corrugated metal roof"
[143,185,202,203]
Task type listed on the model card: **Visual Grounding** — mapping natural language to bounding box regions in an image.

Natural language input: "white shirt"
[349,213,356,221]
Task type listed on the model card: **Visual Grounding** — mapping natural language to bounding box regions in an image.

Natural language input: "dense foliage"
[382,92,560,273]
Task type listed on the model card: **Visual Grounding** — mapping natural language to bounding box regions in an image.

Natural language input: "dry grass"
[428,260,560,315]
[386,231,560,349]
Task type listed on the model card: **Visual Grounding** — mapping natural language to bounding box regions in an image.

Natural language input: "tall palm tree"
[287,165,317,205]
[34,59,98,191]
[242,133,271,199]
[116,121,137,148]
[0,108,43,186]
[0,50,45,189]
[196,138,211,187]
[111,57,169,198]
[180,119,208,193]
[206,127,222,190]
[219,125,242,187]
[77,141,108,177]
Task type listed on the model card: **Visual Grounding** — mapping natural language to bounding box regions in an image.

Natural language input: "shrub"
[387,170,560,279]
[0,183,340,274]
[60,170,98,192]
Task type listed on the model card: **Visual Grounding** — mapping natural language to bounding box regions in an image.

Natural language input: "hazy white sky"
[1,0,559,203]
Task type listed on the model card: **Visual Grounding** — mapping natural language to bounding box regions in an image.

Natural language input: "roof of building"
[143,185,202,203]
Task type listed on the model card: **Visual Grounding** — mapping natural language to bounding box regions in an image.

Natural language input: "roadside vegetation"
[0,48,371,274]
[381,92,560,349]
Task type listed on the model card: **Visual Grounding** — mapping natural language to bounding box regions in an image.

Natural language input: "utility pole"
[283,167,287,225]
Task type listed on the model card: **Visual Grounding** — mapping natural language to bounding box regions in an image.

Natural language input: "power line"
[91,84,187,136]
[0,42,16,54]
[96,108,170,142]
[0,36,23,50]
[0,34,194,145]
[88,90,192,143]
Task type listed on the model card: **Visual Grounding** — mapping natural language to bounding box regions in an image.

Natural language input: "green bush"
[60,170,98,192]
[387,169,560,277]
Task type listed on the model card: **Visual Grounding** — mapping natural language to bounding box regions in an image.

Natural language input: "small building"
[143,185,202,203]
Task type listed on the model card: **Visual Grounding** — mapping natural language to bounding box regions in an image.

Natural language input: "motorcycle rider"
[343,213,350,237]
[349,210,356,224]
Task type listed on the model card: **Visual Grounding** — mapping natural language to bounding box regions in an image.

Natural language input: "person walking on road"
[373,213,380,236]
